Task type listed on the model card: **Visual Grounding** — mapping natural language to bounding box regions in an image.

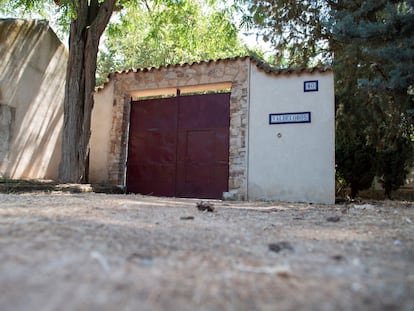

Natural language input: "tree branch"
[143,0,153,18]
[91,0,116,40]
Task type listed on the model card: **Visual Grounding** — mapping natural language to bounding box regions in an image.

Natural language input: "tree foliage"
[238,0,332,67]
[97,0,247,85]
[333,0,414,91]
[333,0,414,197]
[0,0,71,37]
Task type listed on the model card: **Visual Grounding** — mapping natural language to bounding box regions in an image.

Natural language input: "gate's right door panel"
[176,93,230,199]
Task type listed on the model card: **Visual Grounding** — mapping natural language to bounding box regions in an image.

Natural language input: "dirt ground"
[0,192,413,311]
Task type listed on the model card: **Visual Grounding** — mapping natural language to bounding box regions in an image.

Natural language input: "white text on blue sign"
[304,80,318,92]
[269,112,311,124]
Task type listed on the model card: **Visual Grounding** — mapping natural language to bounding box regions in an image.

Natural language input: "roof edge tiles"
[96,55,332,91]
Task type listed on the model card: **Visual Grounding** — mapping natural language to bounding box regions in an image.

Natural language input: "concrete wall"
[248,65,335,204]
[0,19,67,180]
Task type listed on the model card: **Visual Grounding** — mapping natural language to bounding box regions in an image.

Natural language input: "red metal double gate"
[126,93,230,199]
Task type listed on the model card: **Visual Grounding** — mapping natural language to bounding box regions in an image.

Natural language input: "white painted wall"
[90,81,114,183]
[248,65,335,204]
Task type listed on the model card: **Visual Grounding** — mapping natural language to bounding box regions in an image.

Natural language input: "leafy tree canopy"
[237,0,333,67]
[1,0,76,37]
[97,0,247,85]
[1,0,248,85]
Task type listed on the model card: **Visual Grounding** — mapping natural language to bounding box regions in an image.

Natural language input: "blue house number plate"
[269,112,311,124]
[304,80,318,92]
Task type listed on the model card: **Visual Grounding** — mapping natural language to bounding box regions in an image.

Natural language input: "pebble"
[180,216,195,220]
[196,201,215,212]
[269,242,294,253]
[327,216,341,222]
[353,204,375,210]
[393,239,402,246]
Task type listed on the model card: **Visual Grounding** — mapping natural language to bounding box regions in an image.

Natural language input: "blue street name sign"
[269,112,311,125]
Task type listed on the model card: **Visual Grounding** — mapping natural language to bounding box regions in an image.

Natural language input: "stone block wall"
[101,57,251,199]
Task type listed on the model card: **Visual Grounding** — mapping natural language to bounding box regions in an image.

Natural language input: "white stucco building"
[92,57,335,204]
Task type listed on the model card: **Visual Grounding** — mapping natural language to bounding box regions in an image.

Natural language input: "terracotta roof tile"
[97,55,332,91]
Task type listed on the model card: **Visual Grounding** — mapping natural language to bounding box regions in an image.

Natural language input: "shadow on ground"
[0,179,124,194]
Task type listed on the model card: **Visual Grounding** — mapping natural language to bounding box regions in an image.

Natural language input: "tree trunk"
[59,0,116,183]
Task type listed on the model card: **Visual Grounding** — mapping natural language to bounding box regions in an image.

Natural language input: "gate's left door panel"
[126,97,178,196]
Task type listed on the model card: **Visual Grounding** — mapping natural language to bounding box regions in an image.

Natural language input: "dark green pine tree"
[333,0,414,198]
